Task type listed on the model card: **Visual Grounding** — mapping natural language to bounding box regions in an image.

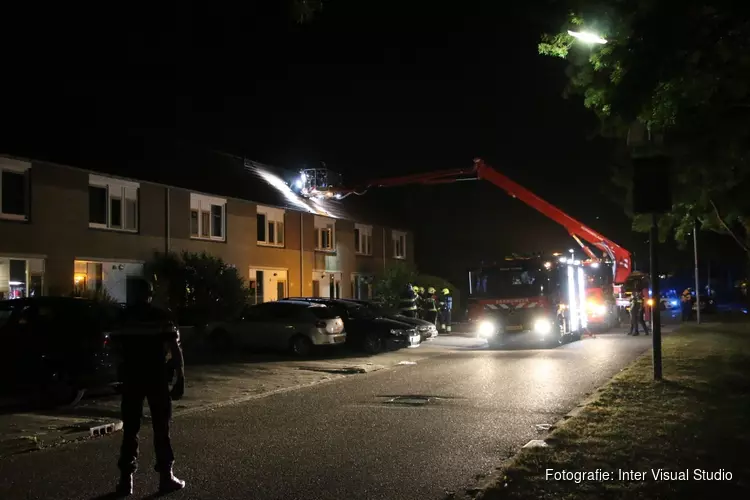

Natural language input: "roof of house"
[2,139,405,229]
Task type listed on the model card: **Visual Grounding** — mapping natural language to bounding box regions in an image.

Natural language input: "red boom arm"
[326,158,632,284]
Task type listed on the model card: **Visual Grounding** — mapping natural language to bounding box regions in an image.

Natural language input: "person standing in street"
[425,287,439,327]
[628,291,649,336]
[680,288,693,321]
[398,283,418,318]
[113,278,186,496]
[439,287,453,333]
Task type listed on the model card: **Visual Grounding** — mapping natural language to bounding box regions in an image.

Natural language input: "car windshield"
[469,264,546,299]
[347,305,375,319]
[359,302,396,316]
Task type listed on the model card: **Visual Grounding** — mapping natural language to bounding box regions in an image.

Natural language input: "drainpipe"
[165,187,171,253]
[300,212,304,296]
[382,227,386,271]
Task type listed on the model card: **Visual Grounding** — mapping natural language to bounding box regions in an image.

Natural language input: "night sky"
[2,1,742,290]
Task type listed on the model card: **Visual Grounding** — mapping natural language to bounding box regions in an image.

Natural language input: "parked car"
[207,300,345,356]
[341,299,438,341]
[0,297,120,407]
[693,295,717,314]
[282,298,421,353]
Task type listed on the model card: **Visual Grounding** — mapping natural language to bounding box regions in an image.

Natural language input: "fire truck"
[292,158,633,337]
[469,255,591,344]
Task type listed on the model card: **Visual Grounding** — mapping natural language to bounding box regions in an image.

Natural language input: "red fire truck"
[293,158,633,334]
[468,255,592,345]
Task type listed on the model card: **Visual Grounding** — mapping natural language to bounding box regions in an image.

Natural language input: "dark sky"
[3,1,740,290]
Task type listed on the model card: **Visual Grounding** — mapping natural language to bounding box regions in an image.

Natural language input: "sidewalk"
[0,341,447,459]
[476,323,750,499]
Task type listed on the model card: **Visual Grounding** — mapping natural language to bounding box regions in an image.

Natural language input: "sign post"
[630,122,671,381]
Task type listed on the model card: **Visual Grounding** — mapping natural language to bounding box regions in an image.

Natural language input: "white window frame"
[314,215,336,252]
[190,193,226,241]
[0,158,31,221]
[256,205,285,247]
[392,230,407,259]
[354,224,373,256]
[88,174,139,232]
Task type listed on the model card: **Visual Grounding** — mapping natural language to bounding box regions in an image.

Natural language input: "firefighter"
[439,287,453,333]
[425,287,439,326]
[680,288,693,321]
[628,291,649,336]
[399,284,418,318]
[414,286,425,320]
[113,278,186,496]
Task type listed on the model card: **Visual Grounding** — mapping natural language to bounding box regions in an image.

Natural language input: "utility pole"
[693,222,701,324]
[649,214,662,379]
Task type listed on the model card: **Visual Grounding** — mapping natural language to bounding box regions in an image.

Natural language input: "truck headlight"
[477,321,496,338]
[533,319,552,335]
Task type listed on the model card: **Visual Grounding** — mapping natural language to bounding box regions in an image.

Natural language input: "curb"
[172,364,386,418]
[470,351,650,499]
[0,418,124,459]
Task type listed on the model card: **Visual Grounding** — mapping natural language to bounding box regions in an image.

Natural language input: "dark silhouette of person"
[113,278,185,496]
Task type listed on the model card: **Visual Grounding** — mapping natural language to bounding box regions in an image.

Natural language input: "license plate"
[410,335,421,345]
[506,325,523,331]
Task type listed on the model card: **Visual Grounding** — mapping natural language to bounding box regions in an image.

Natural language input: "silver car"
[207,301,345,356]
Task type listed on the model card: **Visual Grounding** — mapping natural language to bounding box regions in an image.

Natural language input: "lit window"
[190,193,226,241]
[88,174,139,232]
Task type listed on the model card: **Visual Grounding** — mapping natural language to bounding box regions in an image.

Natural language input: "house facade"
[0,155,414,304]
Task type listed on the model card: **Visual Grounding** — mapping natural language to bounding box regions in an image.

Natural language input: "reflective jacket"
[425,296,438,312]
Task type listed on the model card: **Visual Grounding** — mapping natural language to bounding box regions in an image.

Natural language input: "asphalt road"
[0,327,662,500]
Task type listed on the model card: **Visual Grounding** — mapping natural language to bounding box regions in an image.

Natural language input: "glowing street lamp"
[568,30,607,44]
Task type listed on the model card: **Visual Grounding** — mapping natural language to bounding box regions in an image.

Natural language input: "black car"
[281,298,420,353]
[341,299,438,341]
[0,297,120,407]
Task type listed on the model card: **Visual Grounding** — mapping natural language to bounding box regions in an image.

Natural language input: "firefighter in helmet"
[399,284,418,318]
[439,287,453,333]
[628,290,649,336]
[425,287,439,326]
[413,286,425,320]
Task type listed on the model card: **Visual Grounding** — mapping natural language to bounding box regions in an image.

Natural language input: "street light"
[568,30,608,44]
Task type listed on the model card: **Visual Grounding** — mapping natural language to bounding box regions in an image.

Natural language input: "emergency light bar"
[561,257,588,334]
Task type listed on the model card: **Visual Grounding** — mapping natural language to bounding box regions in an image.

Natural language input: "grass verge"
[479,325,750,499]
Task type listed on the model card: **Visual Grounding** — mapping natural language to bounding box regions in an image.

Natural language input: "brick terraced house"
[0,149,413,304]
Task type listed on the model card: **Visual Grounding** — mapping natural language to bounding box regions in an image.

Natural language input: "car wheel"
[45,373,86,408]
[290,335,313,357]
[363,333,383,354]
[210,329,232,351]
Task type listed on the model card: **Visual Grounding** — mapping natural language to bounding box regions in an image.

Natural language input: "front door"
[277,281,286,300]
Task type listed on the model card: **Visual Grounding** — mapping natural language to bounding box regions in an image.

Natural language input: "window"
[314,216,335,251]
[0,158,31,221]
[354,224,373,255]
[190,193,226,241]
[256,206,285,246]
[392,230,407,259]
[88,174,139,231]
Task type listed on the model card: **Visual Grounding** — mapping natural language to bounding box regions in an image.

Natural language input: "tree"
[372,262,417,309]
[539,0,750,252]
[292,0,324,23]
[145,251,251,325]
